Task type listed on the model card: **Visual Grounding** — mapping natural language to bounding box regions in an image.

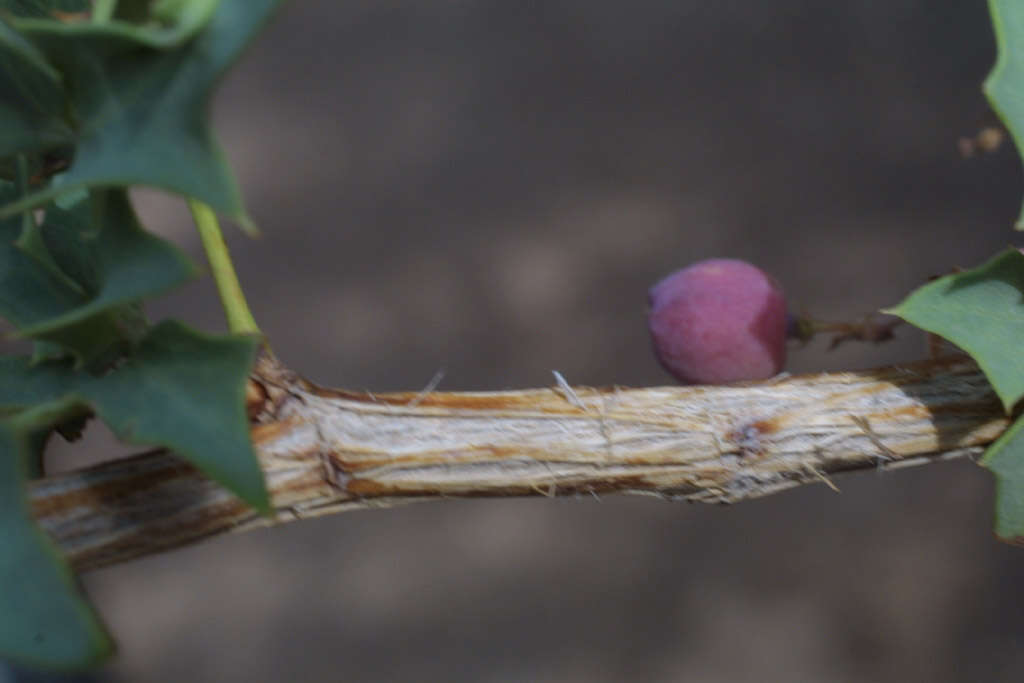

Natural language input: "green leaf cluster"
[888,0,1024,548]
[0,0,279,670]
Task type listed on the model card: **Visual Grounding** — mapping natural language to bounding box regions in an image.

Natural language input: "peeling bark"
[29,354,1006,571]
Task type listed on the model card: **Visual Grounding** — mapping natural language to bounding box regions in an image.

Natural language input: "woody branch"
[29,354,1005,572]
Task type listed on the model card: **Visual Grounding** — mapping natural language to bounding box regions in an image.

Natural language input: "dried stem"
[30,354,1006,572]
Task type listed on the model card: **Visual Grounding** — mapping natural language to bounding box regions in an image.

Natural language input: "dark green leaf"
[0,185,126,364]
[986,0,1024,227]
[981,413,1024,545]
[885,248,1024,411]
[144,0,221,45]
[112,0,152,23]
[25,188,198,336]
[0,185,84,331]
[0,0,283,231]
[0,184,196,364]
[81,320,268,513]
[0,18,72,158]
[0,401,112,669]
[0,1,89,19]
[0,354,77,409]
[0,322,268,513]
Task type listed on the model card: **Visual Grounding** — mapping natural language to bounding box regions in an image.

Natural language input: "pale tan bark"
[29,354,1007,571]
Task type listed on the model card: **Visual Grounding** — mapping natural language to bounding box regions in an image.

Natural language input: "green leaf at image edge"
[0,0,285,232]
[0,321,270,514]
[0,17,73,160]
[884,248,1024,412]
[0,401,113,670]
[981,413,1024,545]
[887,246,1024,546]
[985,0,1024,228]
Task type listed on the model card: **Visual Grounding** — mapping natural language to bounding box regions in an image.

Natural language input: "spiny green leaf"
[0,17,72,159]
[25,189,198,336]
[0,178,85,305]
[0,355,82,415]
[0,0,283,231]
[0,402,113,670]
[986,0,1024,228]
[885,248,1024,411]
[0,185,196,364]
[82,320,268,513]
[0,322,268,513]
[981,413,1024,545]
[0,185,125,364]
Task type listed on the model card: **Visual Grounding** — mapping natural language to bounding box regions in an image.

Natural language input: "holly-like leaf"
[82,320,269,514]
[0,322,269,513]
[0,400,113,669]
[986,0,1024,228]
[981,413,1024,544]
[0,17,72,159]
[885,248,1024,411]
[0,184,83,328]
[0,185,196,364]
[0,185,125,364]
[0,354,76,408]
[0,316,264,671]
[26,189,198,336]
[0,0,284,231]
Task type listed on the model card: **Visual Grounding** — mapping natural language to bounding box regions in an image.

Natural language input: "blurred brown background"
[54,0,1024,680]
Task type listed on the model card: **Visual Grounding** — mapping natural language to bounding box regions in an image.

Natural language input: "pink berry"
[647,258,788,384]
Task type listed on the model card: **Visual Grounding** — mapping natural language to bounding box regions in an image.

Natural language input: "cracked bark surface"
[28,353,1007,571]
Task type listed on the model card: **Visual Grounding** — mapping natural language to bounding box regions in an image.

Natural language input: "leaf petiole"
[188,200,260,336]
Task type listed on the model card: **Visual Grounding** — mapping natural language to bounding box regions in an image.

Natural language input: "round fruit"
[647,258,788,384]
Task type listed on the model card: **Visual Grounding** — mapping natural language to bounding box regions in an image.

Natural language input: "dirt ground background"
[32,1,1024,680]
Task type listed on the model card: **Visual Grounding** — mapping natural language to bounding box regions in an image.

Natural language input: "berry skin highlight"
[647,258,788,385]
